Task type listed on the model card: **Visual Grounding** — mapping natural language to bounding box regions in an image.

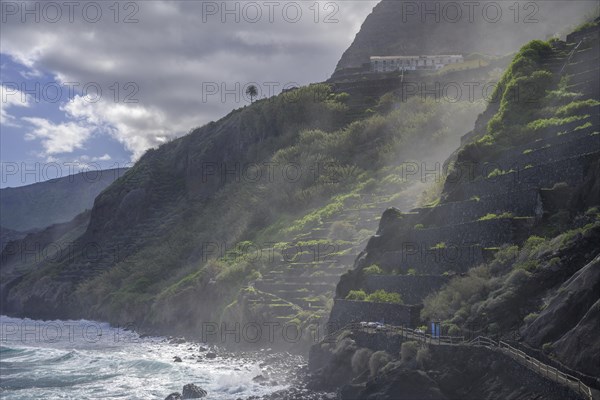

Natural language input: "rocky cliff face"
[319,19,600,395]
[334,0,597,74]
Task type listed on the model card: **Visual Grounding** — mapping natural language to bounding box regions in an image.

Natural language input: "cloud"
[23,117,92,156]
[79,153,112,162]
[0,1,377,160]
[62,95,182,160]
[1,84,30,127]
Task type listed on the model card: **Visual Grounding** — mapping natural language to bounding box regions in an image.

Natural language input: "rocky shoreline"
[158,335,335,400]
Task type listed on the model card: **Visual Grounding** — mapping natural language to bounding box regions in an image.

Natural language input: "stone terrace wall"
[375,245,486,274]
[416,189,542,227]
[447,152,598,201]
[371,218,517,251]
[327,299,416,331]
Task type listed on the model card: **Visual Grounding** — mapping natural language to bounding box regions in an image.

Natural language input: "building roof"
[370,55,463,60]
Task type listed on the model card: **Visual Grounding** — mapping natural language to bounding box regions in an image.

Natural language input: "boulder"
[173,356,182,362]
[205,352,217,359]
[182,383,207,399]
[164,393,181,400]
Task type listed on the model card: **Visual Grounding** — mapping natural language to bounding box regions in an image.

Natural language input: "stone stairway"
[245,193,401,321]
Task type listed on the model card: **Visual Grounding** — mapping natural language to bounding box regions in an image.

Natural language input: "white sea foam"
[0,315,292,399]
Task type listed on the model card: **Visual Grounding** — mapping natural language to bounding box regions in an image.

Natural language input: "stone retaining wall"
[327,299,417,331]
[375,245,486,274]
[447,152,597,201]
[416,189,542,227]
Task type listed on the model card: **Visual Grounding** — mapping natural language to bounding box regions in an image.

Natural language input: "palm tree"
[246,85,258,103]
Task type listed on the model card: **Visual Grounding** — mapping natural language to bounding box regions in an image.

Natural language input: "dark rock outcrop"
[181,383,207,399]
[522,255,600,376]
[340,368,446,400]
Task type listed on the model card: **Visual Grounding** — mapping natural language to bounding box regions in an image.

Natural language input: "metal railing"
[560,40,583,75]
[498,340,593,400]
[321,323,593,400]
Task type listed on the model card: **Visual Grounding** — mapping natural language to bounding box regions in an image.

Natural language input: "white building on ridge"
[370,55,464,73]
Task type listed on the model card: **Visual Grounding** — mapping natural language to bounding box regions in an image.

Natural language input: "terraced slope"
[332,22,600,354]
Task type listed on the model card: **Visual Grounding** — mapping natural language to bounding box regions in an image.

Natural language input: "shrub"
[422,265,491,321]
[369,351,392,377]
[515,260,540,271]
[407,268,417,276]
[476,134,494,145]
[447,324,462,336]
[489,245,519,273]
[524,312,539,324]
[366,289,403,304]
[346,290,367,301]
[555,99,600,117]
[414,224,425,229]
[363,264,384,275]
[416,347,431,368]
[505,268,531,287]
[351,348,373,375]
[400,341,419,363]
[479,212,513,221]
[525,115,589,132]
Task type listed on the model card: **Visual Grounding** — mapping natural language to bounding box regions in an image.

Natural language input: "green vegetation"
[346,290,367,301]
[478,212,514,221]
[246,84,258,103]
[526,114,589,132]
[366,290,403,304]
[400,341,419,363]
[574,122,593,131]
[487,168,515,178]
[363,264,384,275]
[487,40,554,136]
[345,289,403,304]
[524,312,539,324]
[423,220,600,333]
[572,17,599,33]
[555,99,600,117]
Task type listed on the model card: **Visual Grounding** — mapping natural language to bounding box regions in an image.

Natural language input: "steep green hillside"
[0,168,127,231]
[0,81,485,345]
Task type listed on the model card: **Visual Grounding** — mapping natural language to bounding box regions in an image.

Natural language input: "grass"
[478,212,514,221]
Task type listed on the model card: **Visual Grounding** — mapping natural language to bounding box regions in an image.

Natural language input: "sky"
[0,0,378,188]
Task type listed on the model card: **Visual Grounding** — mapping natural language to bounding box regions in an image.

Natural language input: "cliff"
[334,0,597,75]
[318,20,600,396]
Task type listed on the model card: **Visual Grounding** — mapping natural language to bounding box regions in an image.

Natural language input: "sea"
[0,315,299,399]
